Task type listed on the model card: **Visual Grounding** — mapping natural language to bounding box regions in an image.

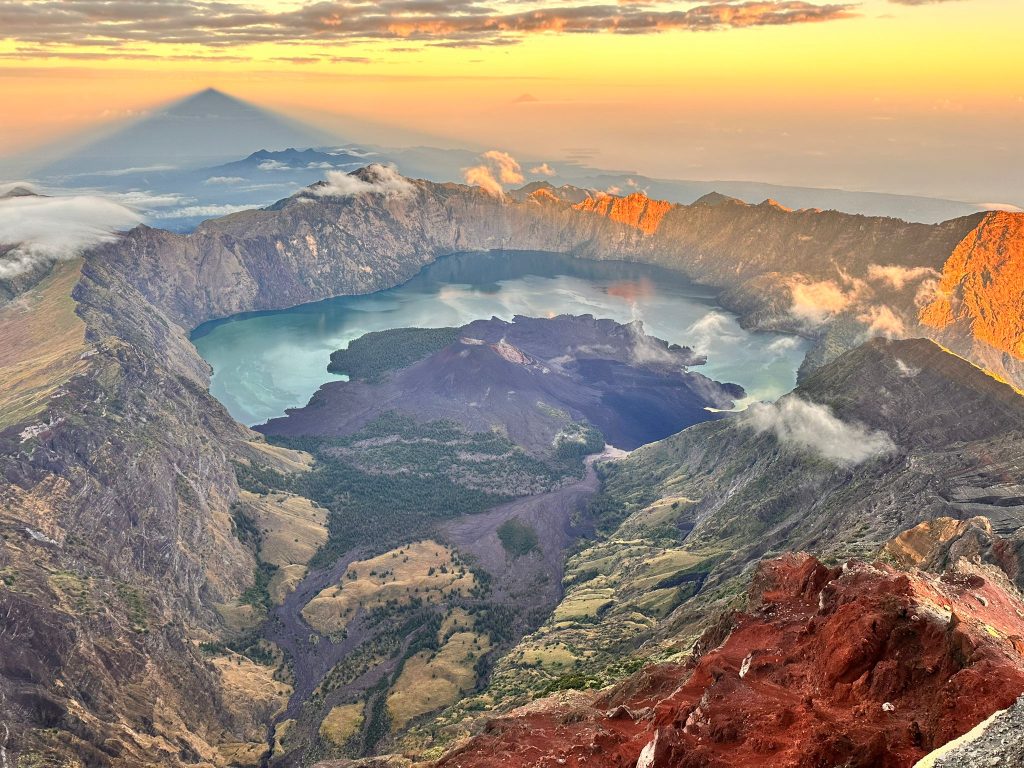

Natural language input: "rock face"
[258,314,743,452]
[915,695,1024,768]
[436,554,1024,768]
[0,245,294,763]
[920,211,1024,388]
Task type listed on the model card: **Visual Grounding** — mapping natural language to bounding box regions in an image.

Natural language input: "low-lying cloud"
[311,164,414,198]
[0,193,142,279]
[530,163,556,177]
[857,304,907,338]
[742,395,896,465]
[463,150,524,198]
[866,264,939,290]
[786,275,864,326]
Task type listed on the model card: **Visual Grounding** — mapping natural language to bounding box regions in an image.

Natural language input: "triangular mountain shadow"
[35,88,339,177]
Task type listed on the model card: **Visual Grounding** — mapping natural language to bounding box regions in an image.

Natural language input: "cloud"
[977,202,1024,213]
[888,0,966,5]
[0,193,142,279]
[0,1,859,54]
[685,310,738,354]
[786,275,865,326]
[203,176,246,185]
[741,396,896,465]
[463,150,524,198]
[311,164,414,198]
[857,304,907,338]
[530,163,556,177]
[258,159,291,171]
[150,203,252,219]
[866,264,939,290]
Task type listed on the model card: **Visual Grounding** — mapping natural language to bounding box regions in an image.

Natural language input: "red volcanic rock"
[920,211,1024,361]
[436,554,1024,768]
[575,192,673,235]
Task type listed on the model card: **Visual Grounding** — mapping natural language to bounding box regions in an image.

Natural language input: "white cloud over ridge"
[312,164,414,198]
[741,395,896,465]
[786,275,863,326]
[0,193,142,279]
[463,150,524,198]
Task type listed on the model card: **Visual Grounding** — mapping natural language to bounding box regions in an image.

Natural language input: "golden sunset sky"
[1,0,1021,202]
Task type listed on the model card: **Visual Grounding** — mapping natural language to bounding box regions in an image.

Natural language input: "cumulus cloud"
[857,304,907,338]
[311,163,414,198]
[530,163,556,177]
[741,396,896,465]
[786,275,864,326]
[0,194,142,279]
[866,264,939,290]
[463,150,524,198]
[0,1,859,54]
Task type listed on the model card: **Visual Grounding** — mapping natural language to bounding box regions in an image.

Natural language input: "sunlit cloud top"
[0,0,860,58]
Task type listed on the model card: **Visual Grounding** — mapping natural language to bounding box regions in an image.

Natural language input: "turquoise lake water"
[191,251,808,426]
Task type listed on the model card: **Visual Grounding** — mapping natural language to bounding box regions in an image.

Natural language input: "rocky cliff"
[920,211,1024,388]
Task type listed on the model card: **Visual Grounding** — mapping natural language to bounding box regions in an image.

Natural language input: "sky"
[0,0,1021,204]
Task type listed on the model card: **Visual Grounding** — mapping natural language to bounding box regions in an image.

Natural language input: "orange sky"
[1,0,1021,202]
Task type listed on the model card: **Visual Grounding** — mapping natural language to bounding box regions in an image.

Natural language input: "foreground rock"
[437,554,1024,768]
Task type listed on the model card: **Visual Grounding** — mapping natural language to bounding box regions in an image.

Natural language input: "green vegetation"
[328,327,461,383]
[116,583,149,633]
[251,413,578,564]
[553,422,604,461]
[241,562,279,611]
[496,518,539,558]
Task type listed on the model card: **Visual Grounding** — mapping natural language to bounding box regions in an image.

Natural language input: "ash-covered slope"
[258,314,743,453]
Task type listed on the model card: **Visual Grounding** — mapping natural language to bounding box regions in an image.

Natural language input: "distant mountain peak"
[0,184,40,199]
[692,191,745,207]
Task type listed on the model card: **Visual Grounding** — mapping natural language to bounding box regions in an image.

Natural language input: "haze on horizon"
[1,0,1021,205]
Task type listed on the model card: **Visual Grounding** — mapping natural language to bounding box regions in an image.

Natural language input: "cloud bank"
[742,396,896,465]
[0,1,859,54]
[0,193,142,279]
[311,164,414,198]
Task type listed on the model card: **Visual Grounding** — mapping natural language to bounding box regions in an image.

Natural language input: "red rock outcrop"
[920,211,1024,361]
[436,554,1024,768]
[574,192,673,235]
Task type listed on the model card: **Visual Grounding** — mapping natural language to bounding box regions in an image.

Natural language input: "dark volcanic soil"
[258,314,744,452]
